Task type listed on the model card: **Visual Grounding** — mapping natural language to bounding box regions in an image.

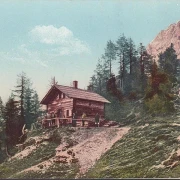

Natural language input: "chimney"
[73,81,78,89]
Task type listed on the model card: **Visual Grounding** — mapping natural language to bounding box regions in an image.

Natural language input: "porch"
[41,117,97,128]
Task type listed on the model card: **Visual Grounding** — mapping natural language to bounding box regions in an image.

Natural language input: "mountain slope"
[0,126,129,179]
[147,21,180,59]
[85,115,180,178]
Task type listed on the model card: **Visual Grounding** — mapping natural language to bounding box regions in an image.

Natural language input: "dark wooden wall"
[46,90,105,119]
[74,99,104,118]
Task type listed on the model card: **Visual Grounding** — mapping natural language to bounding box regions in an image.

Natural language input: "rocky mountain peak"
[147,21,180,59]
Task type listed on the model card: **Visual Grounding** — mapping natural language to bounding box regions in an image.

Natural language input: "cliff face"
[147,21,180,59]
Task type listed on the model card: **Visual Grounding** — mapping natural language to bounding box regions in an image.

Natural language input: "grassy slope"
[0,127,79,179]
[2,115,180,178]
[85,115,180,178]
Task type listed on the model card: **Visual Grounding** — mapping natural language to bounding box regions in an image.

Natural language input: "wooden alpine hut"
[40,81,110,127]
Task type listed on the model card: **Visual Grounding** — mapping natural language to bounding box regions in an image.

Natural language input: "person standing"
[95,113,100,127]
[51,112,55,126]
[72,111,77,127]
[82,112,86,127]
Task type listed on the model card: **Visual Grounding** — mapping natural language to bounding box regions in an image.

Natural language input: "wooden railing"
[42,117,96,128]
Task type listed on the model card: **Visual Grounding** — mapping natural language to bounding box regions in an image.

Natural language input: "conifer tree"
[116,35,129,91]
[138,43,152,94]
[4,97,20,145]
[0,97,4,121]
[24,86,34,129]
[0,97,6,162]
[127,38,137,75]
[13,72,41,130]
[145,61,174,114]
[104,40,116,77]
[31,91,41,123]
[13,72,28,130]
[159,43,179,84]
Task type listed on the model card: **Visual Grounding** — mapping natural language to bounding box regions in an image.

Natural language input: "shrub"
[145,94,174,115]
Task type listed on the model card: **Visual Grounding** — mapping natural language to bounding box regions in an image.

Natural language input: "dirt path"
[73,127,130,177]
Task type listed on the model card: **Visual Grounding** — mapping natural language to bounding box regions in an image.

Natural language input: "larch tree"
[13,72,28,130]
[24,85,34,129]
[13,72,41,130]
[94,59,104,94]
[104,40,116,77]
[127,38,137,75]
[4,97,20,146]
[0,97,4,122]
[145,61,174,114]
[116,35,129,91]
[31,91,41,123]
[0,96,6,162]
[159,43,179,83]
[138,43,151,93]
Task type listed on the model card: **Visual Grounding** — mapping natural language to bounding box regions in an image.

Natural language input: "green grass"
[2,117,180,178]
[0,127,79,179]
[84,116,180,178]
[11,163,80,179]
[0,142,57,178]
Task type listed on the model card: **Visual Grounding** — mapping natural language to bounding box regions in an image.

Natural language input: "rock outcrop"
[147,21,180,59]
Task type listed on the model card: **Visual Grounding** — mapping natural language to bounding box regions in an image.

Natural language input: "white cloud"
[30,25,91,55]
[0,45,49,68]
[0,25,91,69]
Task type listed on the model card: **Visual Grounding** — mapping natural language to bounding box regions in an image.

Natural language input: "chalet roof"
[40,84,110,104]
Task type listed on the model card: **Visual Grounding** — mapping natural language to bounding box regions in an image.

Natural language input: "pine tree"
[123,38,138,94]
[104,40,116,77]
[94,59,104,94]
[0,97,4,122]
[116,35,129,91]
[4,97,20,145]
[138,43,152,93]
[31,91,41,123]
[13,72,40,130]
[106,75,123,101]
[0,97,6,162]
[145,61,174,114]
[127,38,137,75]
[24,86,34,129]
[13,72,29,130]
[159,43,179,83]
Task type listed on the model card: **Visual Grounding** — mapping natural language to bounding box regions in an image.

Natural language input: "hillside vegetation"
[0,126,130,179]
[85,113,180,178]
[2,112,180,178]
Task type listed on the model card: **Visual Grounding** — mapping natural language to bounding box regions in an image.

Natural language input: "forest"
[88,35,180,120]
[0,34,180,164]
[0,72,44,162]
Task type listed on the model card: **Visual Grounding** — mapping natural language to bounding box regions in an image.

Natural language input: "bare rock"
[38,164,44,169]
[67,149,73,155]
[147,21,180,60]
[62,147,67,151]
[71,158,79,163]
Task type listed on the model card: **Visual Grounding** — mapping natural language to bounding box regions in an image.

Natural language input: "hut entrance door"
[57,109,63,118]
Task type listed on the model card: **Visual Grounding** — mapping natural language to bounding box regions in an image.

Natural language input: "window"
[89,102,92,106]
[63,93,65,98]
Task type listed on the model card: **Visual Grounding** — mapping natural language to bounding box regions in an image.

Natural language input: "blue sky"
[0,0,180,102]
